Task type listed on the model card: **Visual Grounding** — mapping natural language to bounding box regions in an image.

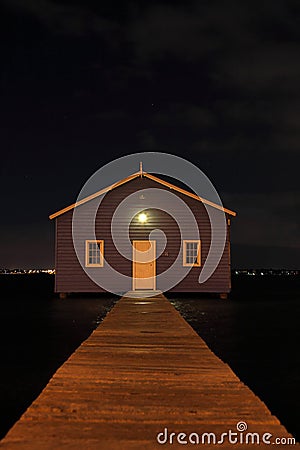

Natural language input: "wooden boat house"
[49,166,236,297]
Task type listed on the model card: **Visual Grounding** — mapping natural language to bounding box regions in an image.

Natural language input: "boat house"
[49,167,236,297]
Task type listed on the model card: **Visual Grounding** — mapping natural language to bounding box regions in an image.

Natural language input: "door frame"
[132,240,156,291]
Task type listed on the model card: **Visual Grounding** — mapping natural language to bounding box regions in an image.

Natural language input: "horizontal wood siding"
[55,177,231,293]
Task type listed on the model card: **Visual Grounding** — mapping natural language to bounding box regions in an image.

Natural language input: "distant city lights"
[0,269,55,275]
[233,269,298,276]
[0,268,298,276]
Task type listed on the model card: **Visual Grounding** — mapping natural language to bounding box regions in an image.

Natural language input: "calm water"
[0,274,299,441]
[0,275,117,439]
[171,276,300,441]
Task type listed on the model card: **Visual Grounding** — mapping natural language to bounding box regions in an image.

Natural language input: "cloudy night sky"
[0,0,299,269]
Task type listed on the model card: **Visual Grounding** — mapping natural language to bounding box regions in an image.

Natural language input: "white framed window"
[183,240,201,267]
[85,240,104,267]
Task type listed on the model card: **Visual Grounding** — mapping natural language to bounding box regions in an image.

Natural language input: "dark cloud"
[155,104,216,128]
[128,0,299,62]
[218,44,300,93]
[129,1,260,62]
[129,4,215,61]
[2,0,115,35]
[272,132,300,153]
[136,129,165,151]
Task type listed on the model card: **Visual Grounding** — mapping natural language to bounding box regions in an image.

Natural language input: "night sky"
[0,0,299,269]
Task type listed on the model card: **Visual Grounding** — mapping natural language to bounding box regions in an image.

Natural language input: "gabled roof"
[49,170,236,220]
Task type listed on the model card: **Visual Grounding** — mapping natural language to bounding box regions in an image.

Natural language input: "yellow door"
[132,240,156,290]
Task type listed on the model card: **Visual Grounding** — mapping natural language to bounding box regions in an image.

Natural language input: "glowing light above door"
[138,213,147,223]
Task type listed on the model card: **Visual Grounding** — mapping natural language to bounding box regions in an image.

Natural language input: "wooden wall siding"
[55,177,231,293]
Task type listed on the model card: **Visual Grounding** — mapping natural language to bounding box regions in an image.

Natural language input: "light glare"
[138,212,147,223]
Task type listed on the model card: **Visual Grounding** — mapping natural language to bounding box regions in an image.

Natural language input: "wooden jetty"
[0,293,298,449]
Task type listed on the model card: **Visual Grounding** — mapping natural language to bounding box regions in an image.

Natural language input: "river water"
[0,274,299,441]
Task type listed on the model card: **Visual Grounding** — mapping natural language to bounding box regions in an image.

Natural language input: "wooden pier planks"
[0,294,298,449]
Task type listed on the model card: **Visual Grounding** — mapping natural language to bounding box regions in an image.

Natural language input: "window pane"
[87,241,102,265]
[184,241,199,265]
